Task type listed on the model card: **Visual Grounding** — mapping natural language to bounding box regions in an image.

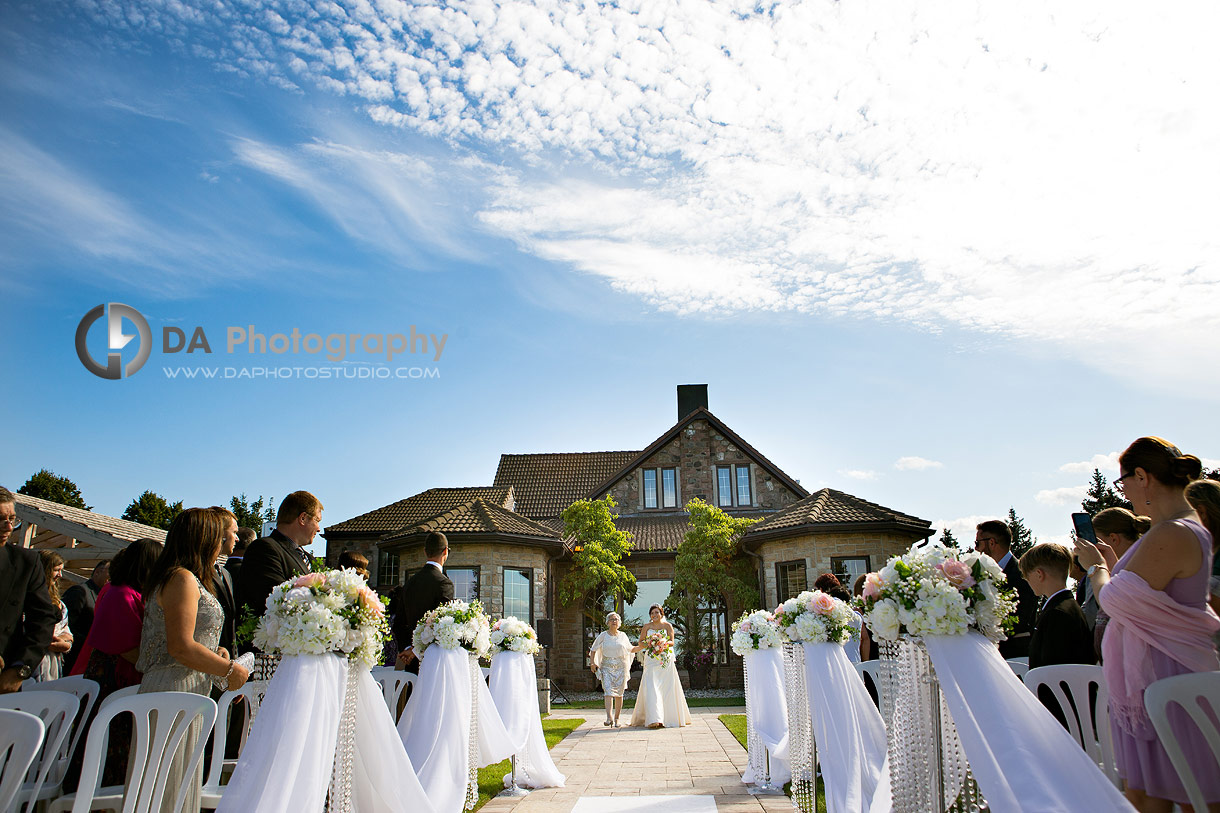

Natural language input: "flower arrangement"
[413,599,492,659]
[489,616,541,656]
[730,609,785,655]
[641,629,675,667]
[252,569,389,669]
[774,589,859,644]
[858,545,1018,643]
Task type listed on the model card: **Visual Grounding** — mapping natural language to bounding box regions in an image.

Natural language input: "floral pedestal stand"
[744,654,784,796]
[880,637,985,813]
[782,643,816,813]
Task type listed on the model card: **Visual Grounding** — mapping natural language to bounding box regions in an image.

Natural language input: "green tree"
[557,496,637,608]
[669,499,761,661]
[19,469,90,510]
[122,490,183,530]
[1080,469,1131,515]
[938,527,959,548]
[1007,507,1035,558]
[230,494,276,531]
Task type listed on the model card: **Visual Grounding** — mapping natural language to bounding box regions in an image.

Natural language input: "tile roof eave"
[379,531,564,552]
[742,519,935,548]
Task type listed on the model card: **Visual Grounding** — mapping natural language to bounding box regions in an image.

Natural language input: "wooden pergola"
[11,493,166,583]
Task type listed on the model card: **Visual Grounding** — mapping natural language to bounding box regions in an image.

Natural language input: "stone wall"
[756,530,923,607]
[603,418,803,515]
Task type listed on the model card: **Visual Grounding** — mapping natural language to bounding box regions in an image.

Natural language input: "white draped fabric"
[397,646,516,813]
[922,632,1134,813]
[489,651,565,788]
[801,642,891,813]
[740,649,791,786]
[218,654,435,813]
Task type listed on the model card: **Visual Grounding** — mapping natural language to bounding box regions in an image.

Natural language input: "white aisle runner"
[571,796,718,813]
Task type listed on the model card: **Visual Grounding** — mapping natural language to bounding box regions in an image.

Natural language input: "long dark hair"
[146,508,222,597]
[111,538,164,595]
[39,550,65,605]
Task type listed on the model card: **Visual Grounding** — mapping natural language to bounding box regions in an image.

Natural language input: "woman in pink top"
[1075,437,1220,813]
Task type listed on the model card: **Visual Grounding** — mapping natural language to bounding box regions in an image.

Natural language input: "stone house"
[323,385,932,693]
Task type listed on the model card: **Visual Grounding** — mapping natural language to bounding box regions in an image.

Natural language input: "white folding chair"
[0,690,79,812]
[0,710,45,813]
[854,660,894,726]
[1024,664,1118,787]
[1144,671,1220,813]
[200,681,268,809]
[49,690,218,813]
[370,668,415,722]
[1006,659,1030,679]
[99,685,142,711]
[21,676,101,804]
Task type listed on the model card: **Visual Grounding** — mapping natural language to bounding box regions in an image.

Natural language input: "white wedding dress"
[630,652,691,728]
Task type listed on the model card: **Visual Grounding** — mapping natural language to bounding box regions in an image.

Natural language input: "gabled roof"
[381,498,561,547]
[743,488,932,546]
[493,451,640,519]
[13,494,166,571]
[588,407,809,502]
[325,487,513,535]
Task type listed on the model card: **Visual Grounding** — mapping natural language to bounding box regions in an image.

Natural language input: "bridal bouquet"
[489,616,541,656]
[641,630,675,667]
[774,590,858,644]
[730,609,784,655]
[859,545,1018,643]
[252,569,389,669]
[413,599,492,658]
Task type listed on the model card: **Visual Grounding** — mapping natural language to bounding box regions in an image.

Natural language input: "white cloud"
[1035,485,1088,506]
[839,469,878,481]
[1059,452,1120,474]
[895,456,943,471]
[69,0,1220,385]
[933,514,995,546]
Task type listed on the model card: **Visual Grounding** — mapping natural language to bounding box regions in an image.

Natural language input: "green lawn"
[474,717,585,811]
[557,696,745,710]
[718,714,826,813]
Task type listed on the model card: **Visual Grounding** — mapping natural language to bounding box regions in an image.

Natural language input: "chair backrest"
[1023,664,1117,785]
[72,690,217,813]
[370,669,415,722]
[201,681,269,797]
[0,690,79,811]
[0,710,44,813]
[21,677,100,787]
[1006,659,1030,679]
[1144,671,1220,813]
[99,685,142,711]
[853,660,894,725]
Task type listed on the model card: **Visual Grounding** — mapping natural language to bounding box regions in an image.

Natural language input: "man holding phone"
[975,520,1038,658]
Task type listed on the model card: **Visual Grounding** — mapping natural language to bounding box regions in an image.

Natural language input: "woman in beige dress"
[589,612,632,727]
[138,507,249,813]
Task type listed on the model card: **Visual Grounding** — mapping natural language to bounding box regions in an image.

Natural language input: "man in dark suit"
[62,558,109,672]
[235,491,322,621]
[393,531,454,674]
[975,519,1037,658]
[1,487,59,692]
[225,527,256,585]
[211,507,239,656]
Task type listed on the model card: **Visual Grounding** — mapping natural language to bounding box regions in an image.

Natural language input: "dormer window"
[642,467,679,509]
[716,463,753,508]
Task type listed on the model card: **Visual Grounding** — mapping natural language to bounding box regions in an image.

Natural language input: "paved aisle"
[480,707,792,813]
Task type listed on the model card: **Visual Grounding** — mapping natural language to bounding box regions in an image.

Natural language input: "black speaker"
[536,618,554,648]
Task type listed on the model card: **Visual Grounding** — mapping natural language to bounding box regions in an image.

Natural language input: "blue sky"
[2,0,1217,554]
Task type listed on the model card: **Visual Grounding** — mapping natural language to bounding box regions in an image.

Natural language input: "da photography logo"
[75,303,152,380]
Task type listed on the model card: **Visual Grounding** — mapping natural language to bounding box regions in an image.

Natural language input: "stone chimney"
[677,384,709,420]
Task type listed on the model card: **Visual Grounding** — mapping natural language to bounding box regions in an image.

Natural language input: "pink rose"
[812,592,836,614]
[358,587,384,616]
[293,573,325,589]
[862,573,883,599]
[937,560,976,588]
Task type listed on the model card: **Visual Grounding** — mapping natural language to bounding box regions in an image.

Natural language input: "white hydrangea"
[865,599,902,641]
[252,570,388,669]
[730,609,784,655]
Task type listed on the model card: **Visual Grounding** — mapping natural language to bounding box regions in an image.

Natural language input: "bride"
[629,604,692,729]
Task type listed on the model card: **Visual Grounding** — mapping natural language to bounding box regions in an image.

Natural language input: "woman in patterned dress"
[589,612,632,727]
[137,507,250,813]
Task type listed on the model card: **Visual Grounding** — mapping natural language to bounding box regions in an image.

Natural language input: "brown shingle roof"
[744,488,931,544]
[493,452,640,519]
[15,493,167,543]
[325,487,513,535]
[381,498,561,545]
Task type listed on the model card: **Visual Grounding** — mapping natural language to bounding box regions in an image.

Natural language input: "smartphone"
[1071,512,1098,544]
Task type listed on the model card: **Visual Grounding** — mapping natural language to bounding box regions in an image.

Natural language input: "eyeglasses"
[0,516,18,527]
[1112,473,1135,494]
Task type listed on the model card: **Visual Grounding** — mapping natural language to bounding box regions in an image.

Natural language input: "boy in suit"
[394,531,454,674]
[1019,543,1096,728]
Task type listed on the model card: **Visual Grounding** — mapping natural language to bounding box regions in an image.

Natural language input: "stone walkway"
[480,707,792,813]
